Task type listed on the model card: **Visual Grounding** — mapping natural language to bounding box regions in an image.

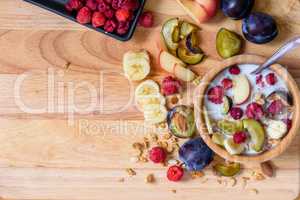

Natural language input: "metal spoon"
[251,36,300,74]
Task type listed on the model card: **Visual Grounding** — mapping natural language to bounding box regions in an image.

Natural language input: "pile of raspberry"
[65,0,139,35]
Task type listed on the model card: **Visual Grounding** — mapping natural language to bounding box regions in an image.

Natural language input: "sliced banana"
[266,120,287,139]
[143,104,168,124]
[224,138,245,155]
[123,49,150,62]
[136,94,166,111]
[135,80,160,99]
[123,50,151,81]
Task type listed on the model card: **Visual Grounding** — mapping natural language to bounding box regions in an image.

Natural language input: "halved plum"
[161,18,180,53]
[243,119,265,152]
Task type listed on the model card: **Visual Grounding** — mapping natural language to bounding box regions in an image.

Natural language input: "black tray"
[23,0,146,41]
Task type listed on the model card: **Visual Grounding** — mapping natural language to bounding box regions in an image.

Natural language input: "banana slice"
[136,94,166,111]
[123,50,151,81]
[123,49,150,62]
[266,120,287,139]
[224,138,245,155]
[143,104,168,124]
[135,80,160,99]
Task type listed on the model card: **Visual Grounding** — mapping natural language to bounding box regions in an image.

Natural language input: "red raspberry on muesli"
[246,102,264,120]
[207,86,224,104]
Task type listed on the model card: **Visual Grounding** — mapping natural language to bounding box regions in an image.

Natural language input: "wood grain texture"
[0,0,299,200]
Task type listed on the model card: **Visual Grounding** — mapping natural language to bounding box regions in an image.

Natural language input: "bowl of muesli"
[194,55,300,163]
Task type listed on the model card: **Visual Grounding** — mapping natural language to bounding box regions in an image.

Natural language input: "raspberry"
[111,0,120,9]
[65,0,83,11]
[282,118,292,131]
[104,8,115,19]
[246,102,264,120]
[149,147,166,163]
[86,0,98,10]
[221,78,233,90]
[121,0,139,11]
[115,8,131,22]
[104,19,117,32]
[266,73,277,85]
[76,7,92,24]
[92,12,106,28]
[268,100,284,115]
[229,65,240,75]
[207,86,224,104]
[233,131,247,144]
[117,21,130,35]
[162,76,182,96]
[167,165,184,182]
[97,0,109,12]
[256,74,265,87]
[230,107,244,120]
[138,11,154,28]
[104,0,112,3]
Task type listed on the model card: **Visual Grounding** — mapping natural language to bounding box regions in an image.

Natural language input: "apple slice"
[176,0,208,24]
[174,63,196,82]
[232,75,251,105]
[159,50,186,73]
[176,0,217,24]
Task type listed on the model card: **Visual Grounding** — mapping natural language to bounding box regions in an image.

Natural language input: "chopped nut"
[167,159,179,166]
[118,177,125,182]
[163,133,172,140]
[242,177,250,188]
[166,145,174,153]
[229,177,237,187]
[217,178,222,185]
[159,122,167,129]
[171,137,178,143]
[190,171,205,179]
[171,189,177,194]
[149,133,158,142]
[145,174,155,183]
[130,156,139,163]
[139,156,148,163]
[252,171,265,181]
[132,142,143,150]
[201,178,209,184]
[161,141,168,149]
[260,161,274,178]
[126,168,136,176]
[249,188,259,195]
[268,139,281,146]
[132,149,142,157]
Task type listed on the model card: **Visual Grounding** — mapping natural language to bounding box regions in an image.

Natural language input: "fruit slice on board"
[143,104,168,124]
[135,80,160,99]
[224,138,245,155]
[243,119,265,152]
[214,162,241,177]
[161,18,180,52]
[123,50,151,81]
[136,94,166,112]
[232,75,251,105]
[159,50,186,73]
[266,119,287,139]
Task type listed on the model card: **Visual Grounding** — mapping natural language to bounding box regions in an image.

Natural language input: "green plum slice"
[243,119,266,152]
[214,162,241,177]
[161,18,180,52]
[217,120,244,135]
[212,132,225,146]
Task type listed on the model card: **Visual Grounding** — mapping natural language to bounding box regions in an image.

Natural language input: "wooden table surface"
[0,0,299,199]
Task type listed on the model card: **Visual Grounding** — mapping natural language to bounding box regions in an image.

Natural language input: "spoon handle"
[251,36,300,74]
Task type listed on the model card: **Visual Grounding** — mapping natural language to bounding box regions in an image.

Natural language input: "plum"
[221,0,254,20]
[179,137,213,171]
[242,12,278,44]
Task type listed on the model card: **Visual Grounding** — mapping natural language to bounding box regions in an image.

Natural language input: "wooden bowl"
[193,54,300,164]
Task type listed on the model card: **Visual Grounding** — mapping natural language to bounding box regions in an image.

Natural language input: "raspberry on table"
[167,165,184,182]
[138,11,154,28]
[149,146,166,163]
